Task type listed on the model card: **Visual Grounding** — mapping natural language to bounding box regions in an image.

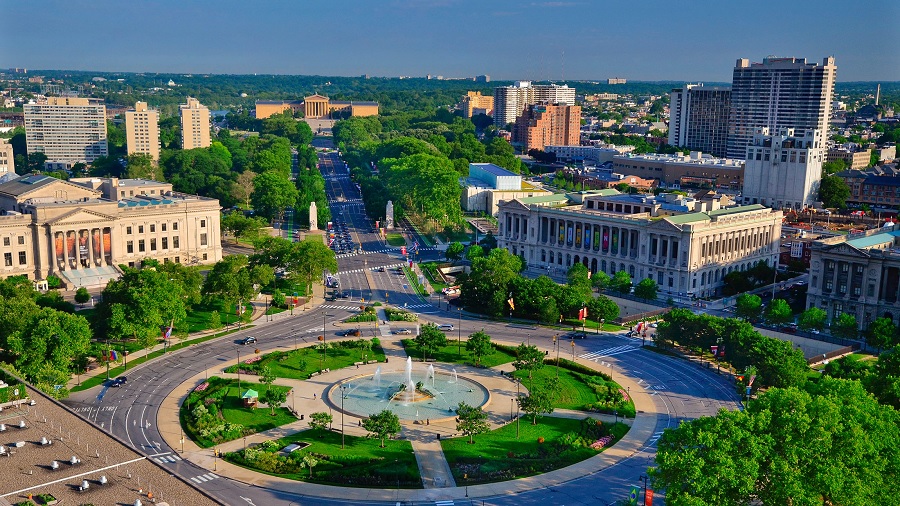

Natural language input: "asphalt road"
[61,151,740,506]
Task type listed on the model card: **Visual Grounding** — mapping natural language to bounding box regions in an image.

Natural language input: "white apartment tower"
[493,82,576,128]
[125,101,160,162]
[741,127,824,210]
[23,97,108,168]
[179,97,211,149]
[668,84,731,158]
[0,138,13,176]
[726,56,837,160]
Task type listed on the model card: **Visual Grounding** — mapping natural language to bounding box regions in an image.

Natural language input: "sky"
[3,0,899,82]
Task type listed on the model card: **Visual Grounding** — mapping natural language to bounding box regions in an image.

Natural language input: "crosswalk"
[190,472,219,484]
[151,453,182,464]
[321,304,364,311]
[336,248,393,259]
[579,345,637,362]
[338,263,404,275]
[435,501,455,506]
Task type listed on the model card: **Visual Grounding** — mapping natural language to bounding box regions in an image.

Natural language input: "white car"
[650,323,658,328]
[393,329,412,335]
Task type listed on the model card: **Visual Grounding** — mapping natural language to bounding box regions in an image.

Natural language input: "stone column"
[88,229,95,267]
[75,229,83,269]
[49,229,58,274]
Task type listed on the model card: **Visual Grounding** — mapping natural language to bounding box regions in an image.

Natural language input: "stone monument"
[385,201,394,229]
[309,201,318,231]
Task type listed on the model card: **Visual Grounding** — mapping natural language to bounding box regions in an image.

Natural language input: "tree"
[537,297,559,325]
[459,248,522,316]
[362,409,402,448]
[125,153,163,180]
[74,287,91,305]
[221,211,266,244]
[722,271,754,296]
[591,271,611,292]
[634,278,658,301]
[797,306,827,332]
[356,337,372,360]
[445,241,464,261]
[819,174,851,208]
[465,244,484,261]
[567,263,592,300]
[414,324,448,361]
[308,411,333,432]
[831,312,859,340]
[517,386,554,425]
[455,402,490,444]
[465,330,493,366]
[202,255,274,311]
[735,293,763,321]
[764,299,792,326]
[271,290,286,308]
[587,295,619,323]
[610,270,632,295]
[251,170,299,221]
[302,453,318,478]
[292,238,338,297]
[513,343,544,381]
[232,170,256,208]
[866,317,897,350]
[822,159,847,175]
[262,387,287,416]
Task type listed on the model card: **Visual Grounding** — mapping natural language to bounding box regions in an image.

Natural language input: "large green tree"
[513,343,544,381]
[465,330,493,366]
[455,401,490,444]
[797,306,827,332]
[517,385,554,425]
[764,298,793,326]
[866,316,897,350]
[459,248,522,316]
[202,255,274,312]
[362,410,402,448]
[380,153,463,227]
[414,324,448,361]
[831,312,859,340]
[610,270,632,295]
[735,293,763,321]
[634,278,658,301]
[818,174,851,208]
[97,266,188,348]
[251,170,299,221]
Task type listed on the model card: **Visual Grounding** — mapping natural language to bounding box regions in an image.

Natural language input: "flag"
[401,246,407,255]
[710,345,718,355]
[109,350,118,361]
[579,307,588,320]
[507,297,515,310]
[163,319,173,339]
[748,375,756,387]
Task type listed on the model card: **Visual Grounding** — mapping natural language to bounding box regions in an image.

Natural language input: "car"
[339,329,361,337]
[325,294,336,301]
[110,376,127,387]
[650,323,658,328]
[437,324,454,331]
[241,336,258,345]
[378,266,386,272]
[393,329,412,335]
[340,291,350,298]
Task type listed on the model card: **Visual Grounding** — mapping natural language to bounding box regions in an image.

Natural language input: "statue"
[385,201,394,230]
[309,201,318,231]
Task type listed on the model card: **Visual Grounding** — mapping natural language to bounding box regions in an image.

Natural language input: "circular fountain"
[329,357,489,421]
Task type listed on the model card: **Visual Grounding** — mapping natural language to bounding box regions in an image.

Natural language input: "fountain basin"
[328,368,489,421]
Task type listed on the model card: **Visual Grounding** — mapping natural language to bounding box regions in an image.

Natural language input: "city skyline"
[4,0,899,82]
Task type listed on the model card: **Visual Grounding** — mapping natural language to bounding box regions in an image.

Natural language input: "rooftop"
[846,230,900,249]
[469,163,518,178]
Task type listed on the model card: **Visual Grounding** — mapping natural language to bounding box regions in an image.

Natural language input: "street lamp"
[322,312,334,364]
[457,307,462,357]
[515,378,520,439]
[236,346,242,398]
[639,474,649,505]
[571,338,575,360]
[716,337,723,373]
[552,334,560,378]
[340,384,348,449]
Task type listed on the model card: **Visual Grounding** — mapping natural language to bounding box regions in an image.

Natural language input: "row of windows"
[2,236,26,246]
[3,251,26,266]
[126,222,182,234]
[127,236,180,253]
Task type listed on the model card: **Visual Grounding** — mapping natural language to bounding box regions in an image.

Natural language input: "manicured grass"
[71,327,246,392]
[225,340,386,380]
[182,377,295,448]
[402,266,429,297]
[401,339,517,368]
[265,307,286,316]
[385,232,406,246]
[512,361,635,416]
[184,300,251,333]
[441,415,629,484]
[561,318,625,332]
[419,261,450,291]
[225,428,421,488]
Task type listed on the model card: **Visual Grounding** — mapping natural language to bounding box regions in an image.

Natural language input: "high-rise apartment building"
[741,127,824,210]
[514,103,581,152]
[125,101,160,162]
[726,56,836,160]
[493,82,576,128]
[23,97,108,168]
[0,138,13,176]
[459,91,494,118]
[179,97,211,149]
[669,84,731,157]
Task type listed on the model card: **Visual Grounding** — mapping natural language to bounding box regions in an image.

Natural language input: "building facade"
[836,163,900,207]
[668,84,731,157]
[612,151,745,189]
[545,145,635,164]
[179,97,211,149]
[461,163,550,215]
[826,148,871,170]
[125,101,160,162]
[493,82,576,128]
[498,194,781,298]
[304,94,379,119]
[0,138,13,176]
[727,56,837,160]
[741,127,824,210]
[0,175,222,288]
[514,103,581,152]
[806,226,900,330]
[23,97,108,168]
[254,100,304,119]
[459,91,494,118]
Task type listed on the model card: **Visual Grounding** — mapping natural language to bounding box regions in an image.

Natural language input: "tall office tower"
[125,101,160,162]
[741,127,824,210]
[514,102,581,152]
[493,82,576,128]
[23,97,108,169]
[179,97,211,149]
[668,84,731,157]
[726,56,836,160]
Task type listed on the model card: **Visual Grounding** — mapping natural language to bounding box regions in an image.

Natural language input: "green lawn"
[385,232,406,246]
[225,428,421,488]
[512,361,635,416]
[184,300,251,333]
[401,339,517,368]
[419,261,450,292]
[182,377,296,448]
[561,318,626,332]
[441,415,629,484]
[225,340,386,380]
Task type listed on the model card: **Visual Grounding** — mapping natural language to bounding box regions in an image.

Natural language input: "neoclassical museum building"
[0,175,222,288]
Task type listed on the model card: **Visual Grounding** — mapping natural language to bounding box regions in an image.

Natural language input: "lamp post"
[552,334,560,378]
[322,312,334,364]
[340,384,347,449]
[123,350,128,371]
[457,307,462,357]
[571,338,575,360]
[515,378,520,439]
[510,397,514,422]
[639,474,649,505]
[599,318,605,334]
[581,303,586,338]
[716,336,723,373]
[236,347,241,398]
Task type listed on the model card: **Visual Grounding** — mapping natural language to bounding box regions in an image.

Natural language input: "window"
[175,256,180,264]
[162,223,167,232]
[825,281,833,290]
[3,252,10,266]
[18,251,26,265]
[173,236,180,248]
[856,265,863,274]
[150,224,155,233]
[138,225,144,234]
[150,238,157,251]
[853,287,861,296]
[17,236,24,245]
[2,237,8,246]
[868,285,875,297]
[162,237,168,249]
[126,241,134,253]
[200,219,206,228]
[200,233,207,246]
[841,263,849,272]
[202,253,208,261]
[126,226,132,234]
[138,239,145,252]
[173,222,178,231]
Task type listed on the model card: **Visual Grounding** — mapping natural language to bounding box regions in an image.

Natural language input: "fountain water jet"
[426,364,435,387]
[373,366,382,388]
[404,357,415,402]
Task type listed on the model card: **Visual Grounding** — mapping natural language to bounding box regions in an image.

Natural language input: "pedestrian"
[426,418,430,426]
[313,393,317,400]
[356,364,359,369]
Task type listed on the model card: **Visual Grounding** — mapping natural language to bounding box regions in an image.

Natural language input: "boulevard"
[61,149,741,506]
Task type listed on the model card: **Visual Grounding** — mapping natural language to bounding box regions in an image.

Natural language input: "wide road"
[62,151,739,505]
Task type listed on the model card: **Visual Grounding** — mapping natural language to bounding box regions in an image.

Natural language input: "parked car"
[241,336,258,345]
[393,329,412,335]
[437,324,454,331]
